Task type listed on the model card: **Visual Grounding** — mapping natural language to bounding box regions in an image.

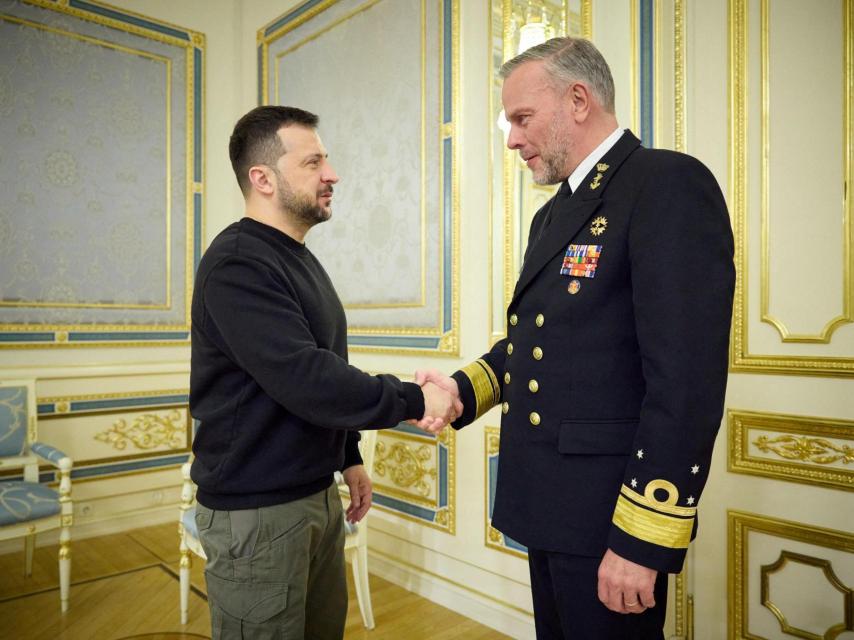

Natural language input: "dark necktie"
[534,180,572,245]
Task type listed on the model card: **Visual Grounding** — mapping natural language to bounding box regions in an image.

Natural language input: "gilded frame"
[728,0,854,377]
[484,425,527,557]
[728,409,854,493]
[728,510,854,640]
[372,422,456,534]
[0,0,204,348]
[28,389,191,483]
[257,0,460,356]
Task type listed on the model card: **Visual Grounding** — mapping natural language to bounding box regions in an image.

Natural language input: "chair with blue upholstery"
[0,378,73,612]
[179,429,378,628]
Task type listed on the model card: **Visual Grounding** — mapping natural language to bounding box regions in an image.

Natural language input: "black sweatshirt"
[190,217,425,510]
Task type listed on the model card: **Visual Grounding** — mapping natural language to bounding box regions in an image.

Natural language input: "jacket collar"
[510,130,641,304]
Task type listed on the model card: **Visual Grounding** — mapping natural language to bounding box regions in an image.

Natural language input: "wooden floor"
[0,522,509,640]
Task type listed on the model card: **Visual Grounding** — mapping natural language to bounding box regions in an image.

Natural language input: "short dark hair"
[228,106,319,194]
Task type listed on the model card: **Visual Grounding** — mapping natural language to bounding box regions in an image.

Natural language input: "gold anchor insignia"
[590,163,610,190]
[590,216,608,236]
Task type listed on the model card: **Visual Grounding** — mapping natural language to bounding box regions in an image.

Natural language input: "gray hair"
[499,37,615,113]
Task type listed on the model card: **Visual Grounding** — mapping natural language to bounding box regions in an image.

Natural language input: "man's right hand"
[409,369,462,434]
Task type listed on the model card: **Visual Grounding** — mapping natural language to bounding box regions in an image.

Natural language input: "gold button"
[529,412,540,426]
[504,372,511,384]
[535,314,544,327]
[510,314,518,326]
[529,379,539,393]
[532,346,543,360]
[502,402,509,414]
[507,342,513,355]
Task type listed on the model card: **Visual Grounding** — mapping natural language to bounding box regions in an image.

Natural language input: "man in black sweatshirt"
[190,106,459,639]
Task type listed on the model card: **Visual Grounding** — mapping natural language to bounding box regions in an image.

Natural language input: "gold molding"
[758,0,853,344]
[374,439,437,500]
[483,425,528,559]
[674,0,685,152]
[0,15,173,312]
[728,409,854,492]
[729,0,854,376]
[760,550,853,639]
[258,0,460,355]
[373,425,455,534]
[94,409,186,452]
[0,0,201,345]
[729,511,854,640]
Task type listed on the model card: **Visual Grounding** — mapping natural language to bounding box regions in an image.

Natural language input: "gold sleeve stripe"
[612,495,694,549]
[620,485,697,517]
[459,359,500,420]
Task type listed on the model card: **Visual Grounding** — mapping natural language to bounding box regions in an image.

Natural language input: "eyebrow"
[302,153,326,163]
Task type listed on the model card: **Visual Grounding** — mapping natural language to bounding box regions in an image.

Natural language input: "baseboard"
[0,504,176,555]
[368,549,536,640]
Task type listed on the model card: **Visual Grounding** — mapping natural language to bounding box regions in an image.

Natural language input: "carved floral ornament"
[753,434,854,466]
[95,410,185,451]
[374,440,437,498]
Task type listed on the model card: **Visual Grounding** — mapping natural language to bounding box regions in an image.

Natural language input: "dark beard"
[275,172,330,226]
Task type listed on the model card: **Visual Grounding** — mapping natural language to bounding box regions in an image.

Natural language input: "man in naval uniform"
[416,37,734,638]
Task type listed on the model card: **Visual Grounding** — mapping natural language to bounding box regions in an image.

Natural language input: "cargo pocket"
[558,419,638,455]
[205,571,289,638]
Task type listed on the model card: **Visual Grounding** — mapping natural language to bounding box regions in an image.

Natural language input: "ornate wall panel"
[729,0,854,376]
[729,409,854,492]
[23,389,191,483]
[0,0,204,348]
[372,422,455,534]
[484,426,527,557]
[729,511,854,639]
[258,0,459,355]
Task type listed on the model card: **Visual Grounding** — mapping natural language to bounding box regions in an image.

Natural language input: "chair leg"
[59,527,71,613]
[351,544,375,629]
[24,533,35,577]
[180,542,192,625]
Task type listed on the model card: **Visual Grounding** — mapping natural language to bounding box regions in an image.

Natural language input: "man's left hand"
[342,464,372,523]
[597,548,657,614]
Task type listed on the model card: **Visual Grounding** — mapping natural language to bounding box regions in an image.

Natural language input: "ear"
[248,165,275,196]
[567,82,592,123]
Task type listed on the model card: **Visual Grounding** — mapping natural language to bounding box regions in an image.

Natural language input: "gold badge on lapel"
[589,163,609,190]
[590,216,608,236]
[568,279,581,294]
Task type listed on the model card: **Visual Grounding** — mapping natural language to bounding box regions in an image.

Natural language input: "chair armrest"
[31,441,72,471]
[180,461,195,510]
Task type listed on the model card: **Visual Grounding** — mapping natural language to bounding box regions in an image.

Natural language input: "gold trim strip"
[621,484,697,517]
[729,0,854,375]
[728,409,854,492]
[728,510,854,639]
[612,495,693,549]
[459,359,500,420]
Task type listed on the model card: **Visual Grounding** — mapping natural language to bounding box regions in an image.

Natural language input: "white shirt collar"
[566,127,625,194]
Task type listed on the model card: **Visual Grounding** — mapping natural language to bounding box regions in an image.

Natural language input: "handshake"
[407,369,462,435]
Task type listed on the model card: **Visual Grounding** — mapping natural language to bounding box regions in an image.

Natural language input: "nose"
[322,163,339,184]
[506,126,523,150]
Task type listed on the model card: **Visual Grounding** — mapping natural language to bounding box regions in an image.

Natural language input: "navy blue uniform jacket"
[452,131,734,573]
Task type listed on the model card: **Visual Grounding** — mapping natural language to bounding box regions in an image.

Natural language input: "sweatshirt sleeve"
[200,255,425,430]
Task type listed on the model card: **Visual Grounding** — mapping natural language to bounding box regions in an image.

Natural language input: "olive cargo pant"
[195,483,347,639]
